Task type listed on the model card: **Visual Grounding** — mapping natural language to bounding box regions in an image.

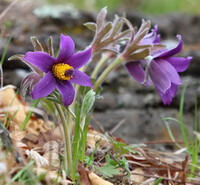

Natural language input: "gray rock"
[3,69,29,86]
[95,92,117,111]
[93,108,193,144]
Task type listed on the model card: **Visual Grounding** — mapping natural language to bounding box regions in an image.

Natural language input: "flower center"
[52,63,74,80]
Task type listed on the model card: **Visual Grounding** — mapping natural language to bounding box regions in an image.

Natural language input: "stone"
[93,108,193,144]
[3,69,29,87]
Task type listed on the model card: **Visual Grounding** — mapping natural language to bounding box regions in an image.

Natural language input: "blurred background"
[45,0,200,14]
[1,0,200,148]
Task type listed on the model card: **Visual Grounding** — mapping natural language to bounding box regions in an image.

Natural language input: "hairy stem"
[54,103,72,176]
[91,54,109,79]
[94,56,123,91]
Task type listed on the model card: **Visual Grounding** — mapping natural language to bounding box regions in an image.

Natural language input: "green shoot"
[153,177,163,185]
[189,96,200,177]
[163,87,200,179]
[11,161,40,184]
[72,103,81,181]
[71,90,95,181]
[162,117,182,149]
[178,86,191,148]
[20,99,40,130]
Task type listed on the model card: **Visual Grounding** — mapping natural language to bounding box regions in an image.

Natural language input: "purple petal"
[142,25,160,45]
[156,35,183,58]
[157,59,181,85]
[56,34,75,63]
[31,71,56,99]
[157,83,178,105]
[56,80,75,106]
[166,56,192,72]
[66,47,92,69]
[154,34,161,44]
[125,61,145,83]
[149,60,171,93]
[69,70,93,87]
[24,51,56,73]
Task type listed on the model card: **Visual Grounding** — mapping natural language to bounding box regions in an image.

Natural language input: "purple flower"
[141,25,160,45]
[23,34,93,106]
[126,35,192,104]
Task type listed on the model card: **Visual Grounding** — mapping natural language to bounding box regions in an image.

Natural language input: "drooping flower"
[20,72,42,99]
[23,34,93,106]
[121,20,164,63]
[126,35,192,104]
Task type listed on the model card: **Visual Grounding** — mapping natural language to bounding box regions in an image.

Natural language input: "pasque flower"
[126,35,192,104]
[141,25,160,45]
[85,7,130,56]
[23,34,93,106]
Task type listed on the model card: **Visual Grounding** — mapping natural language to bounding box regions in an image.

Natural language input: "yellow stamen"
[52,63,74,80]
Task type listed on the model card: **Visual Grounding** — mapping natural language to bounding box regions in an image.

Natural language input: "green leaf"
[111,139,144,158]
[84,22,97,31]
[106,154,129,171]
[115,29,131,40]
[97,154,130,178]
[128,44,151,54]
[84,155,94,167]
[129,49,150,60]
[8,54,24,61]
[118,157,129,171]
[97,22,113,41]
[80,90,96,118]
[132,26,150,45]
[111,19,123,38]
[96,7,107,30]
[99,164,120,178]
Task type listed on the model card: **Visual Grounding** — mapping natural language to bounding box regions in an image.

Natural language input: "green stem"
[69,60,91,132]
[20,99,40,130]
[54,103,72,176]
[91,54,109,79]
[94,57,123,91]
